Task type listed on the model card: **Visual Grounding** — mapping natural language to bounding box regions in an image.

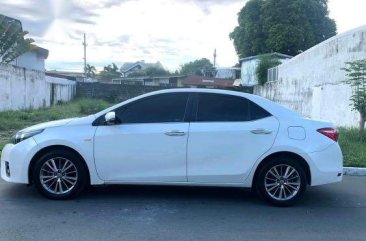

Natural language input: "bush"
[256,54,281,85]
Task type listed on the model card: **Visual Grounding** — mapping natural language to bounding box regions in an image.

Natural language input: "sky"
[1,0,366,72]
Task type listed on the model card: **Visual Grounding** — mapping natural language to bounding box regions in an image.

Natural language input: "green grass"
[0,101,365,167]
[338,128,366,167]
[0,98,112,151]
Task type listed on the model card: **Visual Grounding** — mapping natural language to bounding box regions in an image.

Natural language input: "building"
[215,67,241,79]
[112,75,186,87]
[240,52,292,86]
[120,60,164,77]
[181,75,236,89]
[12,46,49,71]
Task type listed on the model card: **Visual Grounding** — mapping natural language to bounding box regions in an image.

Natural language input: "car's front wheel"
[32,149,88,200]
[256,157,307,206]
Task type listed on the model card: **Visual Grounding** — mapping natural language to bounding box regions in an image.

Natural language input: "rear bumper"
[1,138,39,184]
[308,143,343,186]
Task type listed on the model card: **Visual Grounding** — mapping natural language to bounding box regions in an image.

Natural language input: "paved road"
[0,176,365,241]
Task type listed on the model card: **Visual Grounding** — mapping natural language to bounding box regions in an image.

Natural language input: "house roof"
[46,70,85,80]
[182,75,235,88]
[34,46,49,59]
[239,52,292,63]
[120,61,164,73]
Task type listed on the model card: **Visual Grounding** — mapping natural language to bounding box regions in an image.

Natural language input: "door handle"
[251,128,272,134]
[165,130,186,136]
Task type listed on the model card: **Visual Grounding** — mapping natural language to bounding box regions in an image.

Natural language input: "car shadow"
[0,180,350,208]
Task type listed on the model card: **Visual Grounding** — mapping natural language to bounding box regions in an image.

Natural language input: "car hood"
[19,118,76,133]
[19,116,94,133]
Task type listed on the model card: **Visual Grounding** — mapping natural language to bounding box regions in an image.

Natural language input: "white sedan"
[1,89,343,206]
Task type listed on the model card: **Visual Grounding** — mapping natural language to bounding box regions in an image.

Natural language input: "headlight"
[12,129,44,144]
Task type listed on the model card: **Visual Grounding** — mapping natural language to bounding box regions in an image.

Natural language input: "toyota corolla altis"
[1,89,343,206]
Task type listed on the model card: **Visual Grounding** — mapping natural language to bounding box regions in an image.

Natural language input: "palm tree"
[85,64,96,78]
[0,14,35,63]
[100,63,121,80]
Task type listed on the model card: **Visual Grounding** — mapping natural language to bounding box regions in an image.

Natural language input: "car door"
[187,93,279,183]
[94,92,190,182]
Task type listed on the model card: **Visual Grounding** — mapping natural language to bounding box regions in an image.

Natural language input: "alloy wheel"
[264,164,301,201]
[39,157,78,195]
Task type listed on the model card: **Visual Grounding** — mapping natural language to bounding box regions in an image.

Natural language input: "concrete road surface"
[0,176,365,241]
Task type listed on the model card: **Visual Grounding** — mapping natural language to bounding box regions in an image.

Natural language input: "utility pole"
[82,33,87,75]
[213,48,217,68]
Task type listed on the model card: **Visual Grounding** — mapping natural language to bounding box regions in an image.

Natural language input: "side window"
[116,93,188,124]
[196,94,250,122]
[196,93,270,122]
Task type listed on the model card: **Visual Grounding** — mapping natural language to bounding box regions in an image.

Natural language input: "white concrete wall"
[0,63,75,111]
[241,59,259,86]
[254,26,366,127]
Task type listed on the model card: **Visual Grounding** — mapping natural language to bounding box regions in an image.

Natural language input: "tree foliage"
[128,66,170,77]
[99,63,121,81]
[179,58,213,76]
[343,59,366,131]
[230,0,337,58]
[0,14,35,63]
[256,55,281,85]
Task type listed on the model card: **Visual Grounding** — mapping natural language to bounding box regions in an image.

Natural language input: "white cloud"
[4,0,366,72]
[328,0,366,34]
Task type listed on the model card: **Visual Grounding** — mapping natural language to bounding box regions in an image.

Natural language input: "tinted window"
[196,93,270,122]
[116,93,188,123]
[249,101,271,120]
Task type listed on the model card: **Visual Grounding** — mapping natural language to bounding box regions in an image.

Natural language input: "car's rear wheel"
[33,149,88,200]
[256,157,307,206]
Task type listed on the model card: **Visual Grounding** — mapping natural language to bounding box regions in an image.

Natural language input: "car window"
[116,93,189,124]
[196,93,270,122]
[249,101,271,120]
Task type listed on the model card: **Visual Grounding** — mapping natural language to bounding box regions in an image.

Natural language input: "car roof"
[94,88,301,119]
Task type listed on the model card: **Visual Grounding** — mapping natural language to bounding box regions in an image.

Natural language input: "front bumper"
[1,138,39,184]
[308,143,343,186]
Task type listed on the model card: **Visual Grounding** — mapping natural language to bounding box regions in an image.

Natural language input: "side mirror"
[105,111,116,125]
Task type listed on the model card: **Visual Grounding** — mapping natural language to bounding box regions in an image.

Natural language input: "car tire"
[256,157,307,207]
[32,149,88,200]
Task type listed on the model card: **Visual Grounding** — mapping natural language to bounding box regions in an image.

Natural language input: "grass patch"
[0,98,112,151]
[338,128,366,167]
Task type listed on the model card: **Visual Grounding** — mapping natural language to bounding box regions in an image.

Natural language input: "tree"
[128,66,170,77]
[256,54,281,85]
[99,63,121,81]
[85,64,96,78]
[0,14,35,63]
[342,59,366,131]
[179,58,213,75]
[230,0,337,58]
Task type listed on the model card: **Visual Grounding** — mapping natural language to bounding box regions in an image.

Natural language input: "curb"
[343,167,366,176]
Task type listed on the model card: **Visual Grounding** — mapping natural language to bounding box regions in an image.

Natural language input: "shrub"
[256,54,281,85]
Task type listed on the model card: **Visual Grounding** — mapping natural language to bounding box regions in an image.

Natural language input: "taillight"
[317,128,339,142]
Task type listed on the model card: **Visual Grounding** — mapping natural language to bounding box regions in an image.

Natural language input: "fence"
[0,63,75,111]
